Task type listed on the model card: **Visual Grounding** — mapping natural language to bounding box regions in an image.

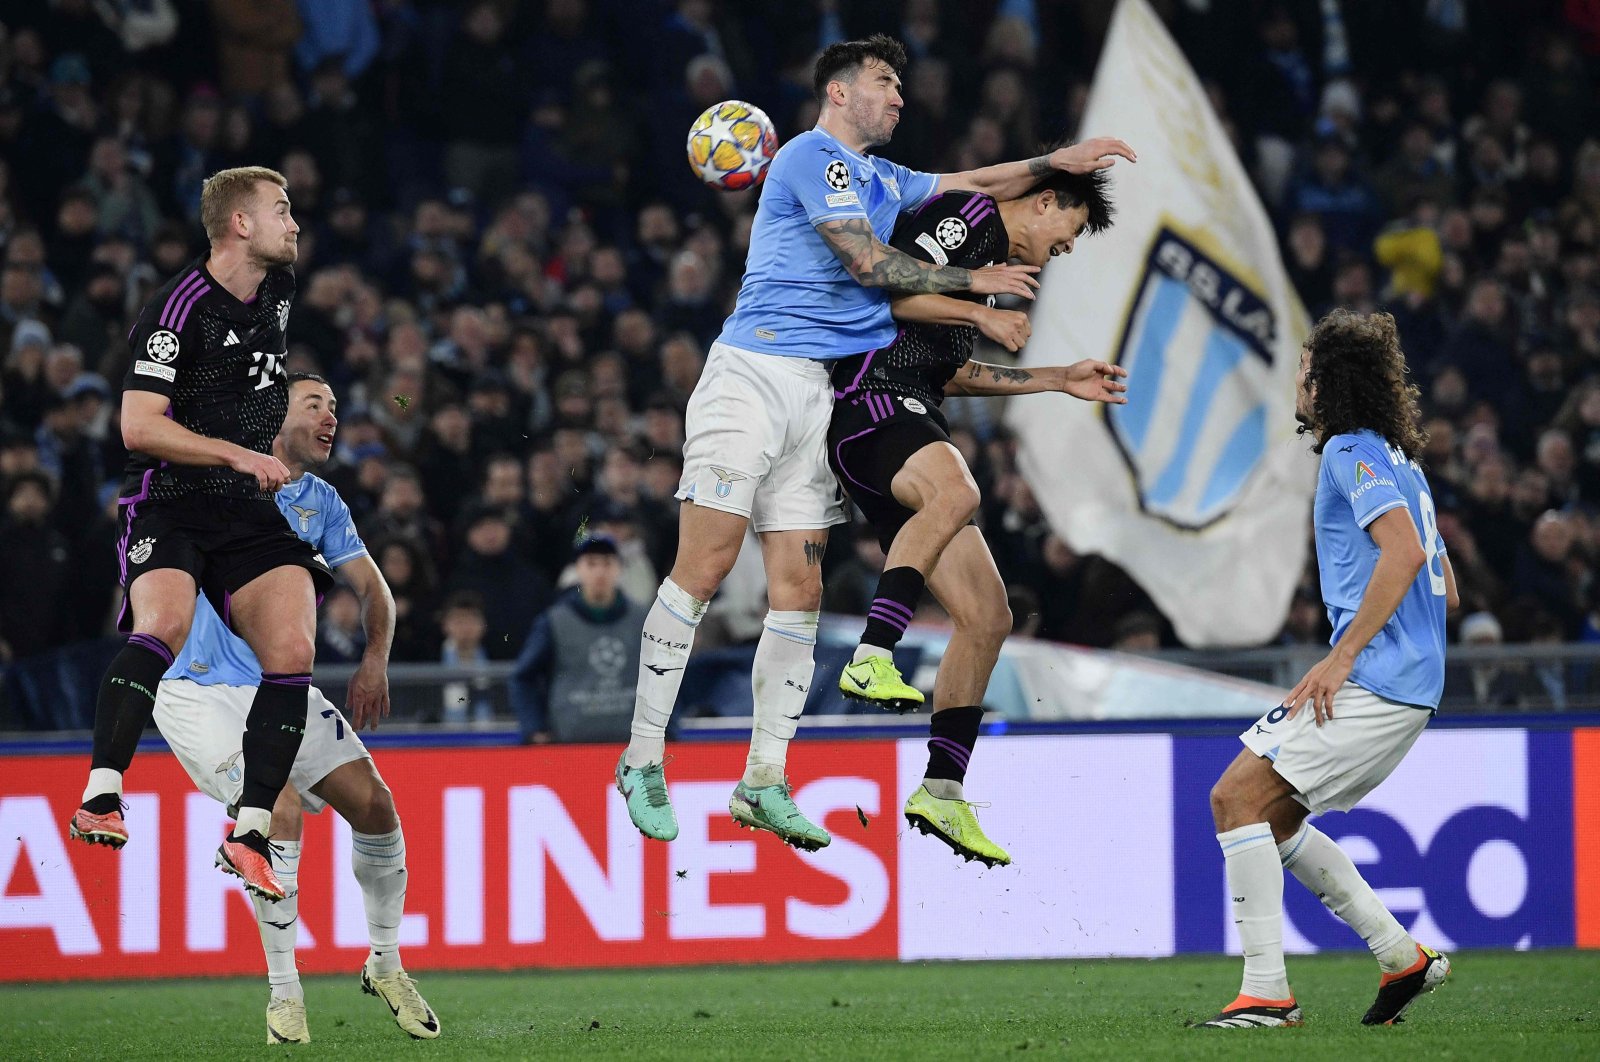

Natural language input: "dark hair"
[1024,140,1115,236]
[813,34,907,102]
[442,589,485,615]
[1300,309,1428,461]
[287,371,330,388]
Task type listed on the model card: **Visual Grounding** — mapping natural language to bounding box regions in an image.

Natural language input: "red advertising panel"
[0,742,899,982]
[1576,729,1600,949]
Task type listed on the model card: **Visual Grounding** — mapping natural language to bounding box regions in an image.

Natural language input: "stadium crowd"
[0,0,1598,700]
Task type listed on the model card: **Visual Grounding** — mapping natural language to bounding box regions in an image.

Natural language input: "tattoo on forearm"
[817,218,974,294]
[967,362,1033,385]
[803,541,826,567]
[1026,155,1052,177]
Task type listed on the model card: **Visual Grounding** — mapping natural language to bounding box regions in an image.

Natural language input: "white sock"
[625,579,707,769]
[352,826,407,976]
[1219,823,1291,1001]
[252,839,303,1002]
[922,777,963,800]
[852,642,894,665]
[236,806,272,837]
[83,767,123,804]
[743,610,818,788]
[1279,821,1417,972]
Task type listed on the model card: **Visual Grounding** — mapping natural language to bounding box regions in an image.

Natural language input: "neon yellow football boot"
[839,654,924,713]
[903,785,1012,867]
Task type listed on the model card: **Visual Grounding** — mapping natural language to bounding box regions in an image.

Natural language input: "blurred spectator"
[0,471,72,660]
[1436,277,1513,399]
[1513,510,1585,636]
[510,533,647,744]
[315,583,367,663]
[372,535,440,662]
[445,504,552,660]
[211,0,303,97]
[294,0,380,81]
[438,590,494,724]
[441,2,525,206]
[4,320,55,429]
[1287,136,1383,254]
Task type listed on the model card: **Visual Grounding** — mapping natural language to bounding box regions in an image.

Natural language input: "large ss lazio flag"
[1006,0,1315,647]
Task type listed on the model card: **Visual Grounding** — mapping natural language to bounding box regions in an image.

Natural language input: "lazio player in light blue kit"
[152,374,439,1044]
[1201,311,1459,1031]
[619,32,1135,851]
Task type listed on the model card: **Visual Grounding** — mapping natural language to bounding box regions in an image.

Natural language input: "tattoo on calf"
[803,541,826,567]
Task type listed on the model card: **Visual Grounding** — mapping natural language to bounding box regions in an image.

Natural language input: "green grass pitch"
[2,952,1595,1060]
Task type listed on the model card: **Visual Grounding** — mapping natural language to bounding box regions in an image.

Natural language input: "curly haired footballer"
[1297,309,1428,461]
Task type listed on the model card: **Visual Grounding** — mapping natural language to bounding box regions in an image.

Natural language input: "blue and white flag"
[1006,0,1315,647]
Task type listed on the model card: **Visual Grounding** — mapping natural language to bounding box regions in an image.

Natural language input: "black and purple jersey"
[829,189,1009,408]
[120,256,297,502]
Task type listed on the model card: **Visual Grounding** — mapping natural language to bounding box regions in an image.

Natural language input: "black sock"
[925,705,984,783]
[239,672,311,814]
[89,633,175,775]
[860,566,926,652]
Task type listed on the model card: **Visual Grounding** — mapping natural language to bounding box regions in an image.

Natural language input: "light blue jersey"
[1315,429,1449,709]
[718,127,939,359]
[166,472,366,686]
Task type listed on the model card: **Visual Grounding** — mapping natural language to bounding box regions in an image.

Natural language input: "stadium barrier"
[3,725,1595,981]
[10,630,1599,732]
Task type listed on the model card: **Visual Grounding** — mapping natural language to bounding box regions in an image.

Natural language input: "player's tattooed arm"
[816,220,1040,299]
[816,218,972,293]
[948,361,1045,397]
[950,359,1130,402]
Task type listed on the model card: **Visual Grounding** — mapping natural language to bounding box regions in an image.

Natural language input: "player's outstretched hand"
[1283,650,1354,727]
[347,657,391,731]
[1051,137,1137,174]
[976,307,1032,352]
[1058,359,1128,403]
[969,262,1041,300]
[229,448,292,492]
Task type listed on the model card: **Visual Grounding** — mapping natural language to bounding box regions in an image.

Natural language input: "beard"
[252,239,298,269]
[849,101,896,148]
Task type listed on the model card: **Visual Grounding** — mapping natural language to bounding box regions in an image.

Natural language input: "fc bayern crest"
[1105,226,1277,530]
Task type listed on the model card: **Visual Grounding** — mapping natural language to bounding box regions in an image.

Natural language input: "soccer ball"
[686,100,779,191]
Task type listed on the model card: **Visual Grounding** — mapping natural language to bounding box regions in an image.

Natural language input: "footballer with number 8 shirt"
[1199,310,1456,1030]
[69,166,332,905]
[827,160,1125,866]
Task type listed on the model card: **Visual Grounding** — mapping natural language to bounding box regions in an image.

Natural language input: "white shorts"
[677,341,848,533]
[1240,682,1431,814]
[153,680,370,815]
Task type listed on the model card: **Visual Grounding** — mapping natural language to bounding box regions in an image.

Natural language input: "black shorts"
[827,389,958,551]
[115,493,334,632]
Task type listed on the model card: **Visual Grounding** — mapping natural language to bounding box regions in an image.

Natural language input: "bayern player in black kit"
[829,159,1122,866]
[70,167,331,902]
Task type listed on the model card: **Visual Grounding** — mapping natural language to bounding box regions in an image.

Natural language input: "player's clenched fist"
[969,262,1041,300]
[976,307,1032,352]
[229,448,293,492]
